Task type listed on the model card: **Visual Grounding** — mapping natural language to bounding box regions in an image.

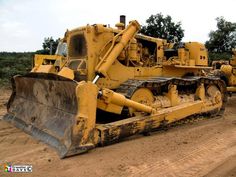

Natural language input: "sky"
[0,0,235,52]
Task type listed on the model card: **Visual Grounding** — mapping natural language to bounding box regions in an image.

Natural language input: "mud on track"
[0,88,236,177]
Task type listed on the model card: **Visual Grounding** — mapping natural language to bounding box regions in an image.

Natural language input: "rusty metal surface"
[3,73,92,158]
[99,76,227,145]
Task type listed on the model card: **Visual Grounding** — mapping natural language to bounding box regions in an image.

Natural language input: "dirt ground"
[0,88,236,177]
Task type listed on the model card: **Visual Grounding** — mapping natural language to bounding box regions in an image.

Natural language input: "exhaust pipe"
[120,15,126,27]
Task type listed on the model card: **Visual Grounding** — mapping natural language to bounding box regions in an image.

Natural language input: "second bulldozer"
[212,49,236,93]
[4,16,227,158]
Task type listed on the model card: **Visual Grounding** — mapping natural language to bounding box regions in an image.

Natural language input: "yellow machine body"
[32,54,66,73]
[4,18,226,158]
[215,49,236,92]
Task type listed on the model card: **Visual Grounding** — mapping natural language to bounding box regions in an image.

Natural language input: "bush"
[0,52,34,87]
[208,52,232,65]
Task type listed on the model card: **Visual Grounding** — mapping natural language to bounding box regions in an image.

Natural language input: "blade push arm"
[97,88,155,114]
[93,20,140,83]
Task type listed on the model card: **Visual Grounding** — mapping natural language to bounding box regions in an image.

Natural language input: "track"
[0,88,236,177]
[117,76,227,116]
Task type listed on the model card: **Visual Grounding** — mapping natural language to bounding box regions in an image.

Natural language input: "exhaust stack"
[116,15,126,30]
[120,15,126,27]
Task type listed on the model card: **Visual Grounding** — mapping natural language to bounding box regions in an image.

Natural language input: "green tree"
[140,13,184,43]
[36,37,60,54]
[205,17,236,53]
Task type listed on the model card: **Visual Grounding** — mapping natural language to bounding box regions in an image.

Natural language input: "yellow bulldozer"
[212,49,236,93]
[3,16,227,158]
[32,40,67,73]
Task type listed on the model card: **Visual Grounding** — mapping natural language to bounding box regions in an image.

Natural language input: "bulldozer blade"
[3,73,98,158]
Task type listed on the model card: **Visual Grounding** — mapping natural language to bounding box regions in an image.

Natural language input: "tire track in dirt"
[3,146,47,162]
[0,133,39,145]
[0,128,22,137]
[128,122,236,177]
[0,119,39,145]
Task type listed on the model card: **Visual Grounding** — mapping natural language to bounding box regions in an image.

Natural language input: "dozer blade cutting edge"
[3,73,99,158]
